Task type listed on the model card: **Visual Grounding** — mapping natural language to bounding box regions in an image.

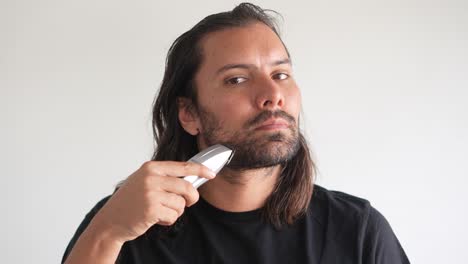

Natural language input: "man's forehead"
[198,23,289,71]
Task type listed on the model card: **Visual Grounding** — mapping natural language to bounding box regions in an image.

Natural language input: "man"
[62,3,410,263]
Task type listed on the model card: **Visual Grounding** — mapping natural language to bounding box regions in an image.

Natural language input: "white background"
[2,0,467,263]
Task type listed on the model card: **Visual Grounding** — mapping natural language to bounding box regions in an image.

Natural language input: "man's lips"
[254,118,290,130]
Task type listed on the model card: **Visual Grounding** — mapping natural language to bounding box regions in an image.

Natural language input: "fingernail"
[209,170,217,178]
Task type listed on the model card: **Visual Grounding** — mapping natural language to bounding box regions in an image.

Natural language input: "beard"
[196,106,300,171]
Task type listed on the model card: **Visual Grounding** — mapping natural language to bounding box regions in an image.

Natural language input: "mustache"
[245,110,296,129]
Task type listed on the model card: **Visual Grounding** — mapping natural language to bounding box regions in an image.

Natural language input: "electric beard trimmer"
[183,144,234,188]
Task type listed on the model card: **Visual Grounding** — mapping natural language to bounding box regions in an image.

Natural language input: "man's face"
[191,22,301,170]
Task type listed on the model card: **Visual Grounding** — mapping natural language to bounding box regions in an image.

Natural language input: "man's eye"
[273,73,289,80]
[225,77,247,85]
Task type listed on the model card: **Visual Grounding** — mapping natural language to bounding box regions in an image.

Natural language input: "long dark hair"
[152,3,316,228]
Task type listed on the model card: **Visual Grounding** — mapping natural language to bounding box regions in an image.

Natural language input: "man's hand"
[88,161,216,243]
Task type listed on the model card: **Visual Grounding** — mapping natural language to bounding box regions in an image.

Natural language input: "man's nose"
[254,75,285,110]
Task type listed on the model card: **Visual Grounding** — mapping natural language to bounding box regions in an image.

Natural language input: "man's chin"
[223,136,299,170]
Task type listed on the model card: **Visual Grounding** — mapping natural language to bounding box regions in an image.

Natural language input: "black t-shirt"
[62,184,410,263]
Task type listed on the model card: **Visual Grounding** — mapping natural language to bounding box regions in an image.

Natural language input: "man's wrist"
[84,217,126,248]
[64,219,124,264]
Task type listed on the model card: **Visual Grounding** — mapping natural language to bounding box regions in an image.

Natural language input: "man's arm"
[61,196,122,264]
[63,217,124,264]
[62,161,216,264]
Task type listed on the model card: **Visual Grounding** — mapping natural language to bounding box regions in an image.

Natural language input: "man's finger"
[159,177,200,206]
[159,192,186,216]
[144,161,217,179]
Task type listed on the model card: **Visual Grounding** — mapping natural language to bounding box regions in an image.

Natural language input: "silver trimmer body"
[183,144,234,188]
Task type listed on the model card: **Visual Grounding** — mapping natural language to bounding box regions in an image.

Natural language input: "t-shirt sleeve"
[61,196,111,264]
[362,206,411,264]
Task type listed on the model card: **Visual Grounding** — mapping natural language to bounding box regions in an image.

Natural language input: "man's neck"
[197,165,281,212]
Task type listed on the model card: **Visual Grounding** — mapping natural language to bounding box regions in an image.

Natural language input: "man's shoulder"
[310,184,373,229]
[312,184,371,214]
[310,185,410,263]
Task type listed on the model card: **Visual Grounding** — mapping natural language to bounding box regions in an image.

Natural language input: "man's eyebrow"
[215,58,291,75]
[271,58,291,67]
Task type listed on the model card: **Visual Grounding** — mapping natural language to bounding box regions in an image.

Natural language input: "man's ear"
[177,97,200,136]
